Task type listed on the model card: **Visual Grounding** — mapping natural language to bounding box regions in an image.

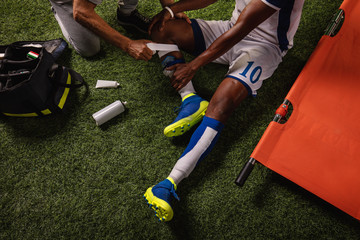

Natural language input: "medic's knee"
[70,36,100,57]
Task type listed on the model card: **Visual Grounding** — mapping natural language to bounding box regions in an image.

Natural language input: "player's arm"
[149,0,217,33]
[159,0,174,7]
[169,0,218,13]
[168,0,277,90]
[159,0,191,24]
[191,0,276,71]
[73,0,153,60]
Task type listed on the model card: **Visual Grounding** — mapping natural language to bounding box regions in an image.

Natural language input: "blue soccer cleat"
[143,177,180,222]
[164,93,209,137]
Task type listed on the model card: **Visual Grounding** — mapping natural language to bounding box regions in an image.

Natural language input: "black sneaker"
[117,8,151,34]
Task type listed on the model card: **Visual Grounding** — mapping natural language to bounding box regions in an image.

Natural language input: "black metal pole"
[235,157,256,187]
[235,99,291,187]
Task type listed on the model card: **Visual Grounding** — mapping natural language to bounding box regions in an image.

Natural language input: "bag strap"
[0,70,31,78]
[1,58,35,65]
[49,64,85,88]
[68,68,85,88]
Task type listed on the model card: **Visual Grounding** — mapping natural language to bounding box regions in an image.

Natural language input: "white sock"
[178,81,196,99]
[168,116,224,185]
[158,50,196,99]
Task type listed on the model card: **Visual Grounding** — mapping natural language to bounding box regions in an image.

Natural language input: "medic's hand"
[149,10,191,35]
[126,39,153,61]
[174,12,191,25]
[167,63,197,91]
[148,9,172,35]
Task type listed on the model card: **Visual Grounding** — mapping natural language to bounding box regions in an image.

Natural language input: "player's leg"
[205,78,249,123]
[168,78,248,181]
[144,39,283,222]
[49,0,100,57]
[167,43,283,183]
[151,19,198,54]
[165,43,283,184]
[117,0,150,33]
[144,77,248,222]
[150,19,209,137]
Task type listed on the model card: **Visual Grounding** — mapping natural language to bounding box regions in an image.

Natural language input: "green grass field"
[1,0,360,239]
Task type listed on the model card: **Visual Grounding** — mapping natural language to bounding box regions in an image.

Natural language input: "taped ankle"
[161,56,185,78]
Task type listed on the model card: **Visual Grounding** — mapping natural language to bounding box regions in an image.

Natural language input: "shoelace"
[155,182,180,201]
[173,105,183,114]
[173,97,192,114]
[169,184,180,201]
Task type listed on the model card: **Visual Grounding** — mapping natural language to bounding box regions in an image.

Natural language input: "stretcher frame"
[235,0,360,221]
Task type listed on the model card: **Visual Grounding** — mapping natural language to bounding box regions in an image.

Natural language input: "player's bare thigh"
[150,19,196,54]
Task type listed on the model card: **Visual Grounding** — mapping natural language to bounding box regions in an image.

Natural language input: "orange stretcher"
[235,0,360,221]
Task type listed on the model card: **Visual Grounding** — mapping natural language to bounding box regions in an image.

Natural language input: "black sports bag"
[0,39,85,117]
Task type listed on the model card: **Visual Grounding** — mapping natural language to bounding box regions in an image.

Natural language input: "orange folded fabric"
[252,0,360,220]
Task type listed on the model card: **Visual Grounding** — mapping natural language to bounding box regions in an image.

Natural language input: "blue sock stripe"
[202,116,224,131]
[161,56,185,69]
[179,116,224,163]
[167,59,185,67]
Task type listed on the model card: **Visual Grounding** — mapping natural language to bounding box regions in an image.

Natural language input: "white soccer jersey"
[231,0,305,51]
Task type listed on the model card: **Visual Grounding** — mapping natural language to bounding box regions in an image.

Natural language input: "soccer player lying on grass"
[144,0,305,222]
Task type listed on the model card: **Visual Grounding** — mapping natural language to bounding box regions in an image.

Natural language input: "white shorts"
[192,19,283,96]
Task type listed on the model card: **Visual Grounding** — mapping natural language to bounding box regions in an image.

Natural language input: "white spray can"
[92,100,126,126]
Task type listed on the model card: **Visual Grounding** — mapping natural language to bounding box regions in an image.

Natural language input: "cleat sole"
[143,186,174,222]
[164,101,208,137]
